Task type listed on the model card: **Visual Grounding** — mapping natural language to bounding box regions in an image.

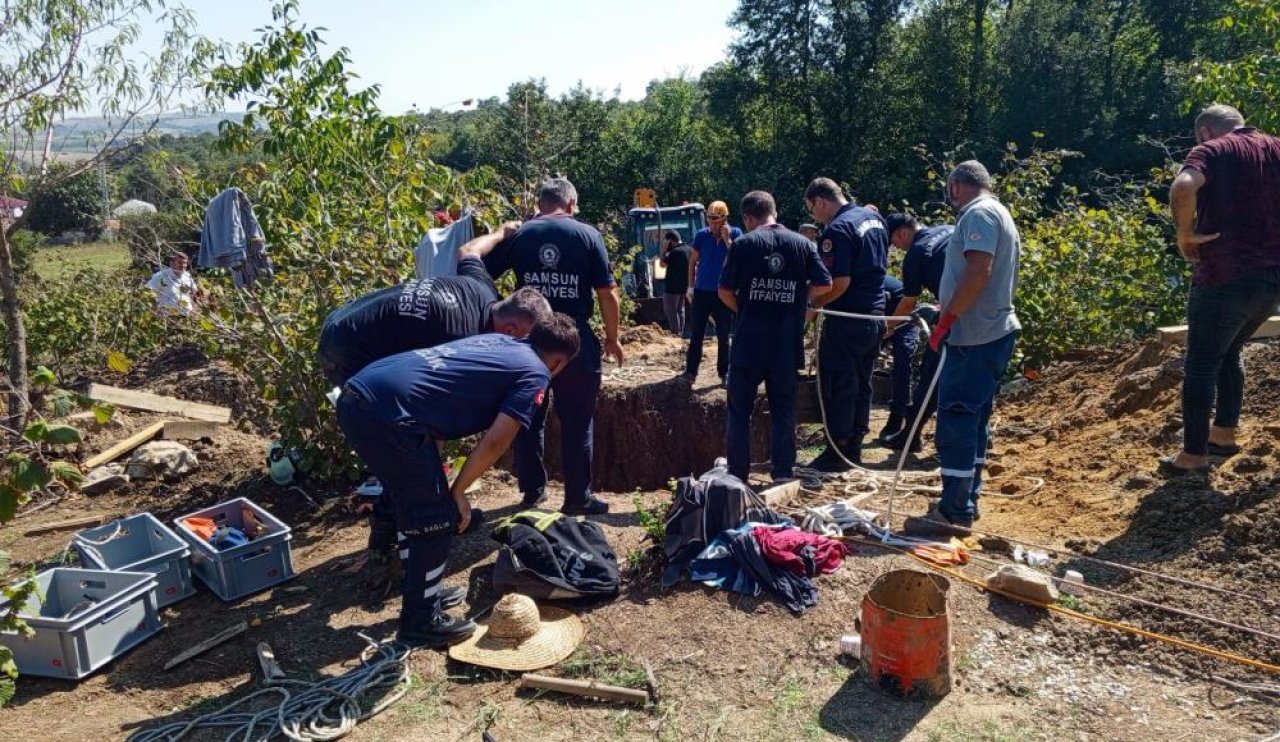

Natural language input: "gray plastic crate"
[173,497,294,601]
[0,568,161,679]
[74,513,195,608]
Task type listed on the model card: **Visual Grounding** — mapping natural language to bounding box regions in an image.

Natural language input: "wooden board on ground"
[87,384,232,424]
[82,421,167,469]
[518,674,650,705]
[161,420,222,441]
[759,479,801,508]
[1159,315,1280,346]
[163,622,248,671]
[23,514,107,535]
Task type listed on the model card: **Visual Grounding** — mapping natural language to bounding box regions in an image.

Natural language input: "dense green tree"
[22,167,103,237]
[1184,0,1280,132]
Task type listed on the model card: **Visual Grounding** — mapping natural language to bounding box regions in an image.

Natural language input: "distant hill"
[45,112,239,152]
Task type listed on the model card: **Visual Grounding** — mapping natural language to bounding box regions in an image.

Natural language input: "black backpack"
[661,465,787,588]
[491,509,621,600]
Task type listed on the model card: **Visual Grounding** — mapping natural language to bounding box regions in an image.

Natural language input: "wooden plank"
[163,621,248,671]
[87,384,231,423]
[161,420,222,441]
[519,674,650,705]
[759,479,801,508]
[1159,315,1280,346]
[23,514,107,536]
[82,421,167,469]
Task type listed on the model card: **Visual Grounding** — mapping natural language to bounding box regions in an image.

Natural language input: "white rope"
[126,636,414,742]
[809,311,947,536]
[817,308,917,322]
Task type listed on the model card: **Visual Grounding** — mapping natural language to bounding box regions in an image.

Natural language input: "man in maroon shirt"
[1162,105,1280,475]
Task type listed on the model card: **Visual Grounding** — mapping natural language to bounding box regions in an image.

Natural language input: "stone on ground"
[126,441,199,480]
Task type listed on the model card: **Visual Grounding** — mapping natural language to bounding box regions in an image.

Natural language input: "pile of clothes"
[662,463,851,614]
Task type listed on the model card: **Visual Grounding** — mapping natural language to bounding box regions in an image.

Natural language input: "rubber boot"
[878,412,904,443]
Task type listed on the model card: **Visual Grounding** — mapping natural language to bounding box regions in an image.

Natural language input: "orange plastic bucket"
[859,569,952,699]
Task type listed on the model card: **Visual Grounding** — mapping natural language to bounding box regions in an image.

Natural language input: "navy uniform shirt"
[720,224,832,368]
[346,334,549,440]
[817,203,889,314]
[901,225,953,298]
[319,256,499,376]
[506,214,616,328]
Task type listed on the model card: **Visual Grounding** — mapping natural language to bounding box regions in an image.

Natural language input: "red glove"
[929,312,958,353]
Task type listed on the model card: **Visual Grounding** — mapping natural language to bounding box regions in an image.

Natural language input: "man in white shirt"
[145,253,201,314]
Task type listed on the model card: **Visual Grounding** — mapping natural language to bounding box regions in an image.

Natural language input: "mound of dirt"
[120,343,269,431]
[986,337,1280,676]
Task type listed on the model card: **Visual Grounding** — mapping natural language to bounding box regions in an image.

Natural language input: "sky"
[177,0,742,112]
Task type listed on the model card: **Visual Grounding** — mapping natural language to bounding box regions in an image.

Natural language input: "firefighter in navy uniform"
[318,226,550,606]
[802,177,889,471]
[719,191,832,483]
[336,316,581,647]
[501,177,625,515]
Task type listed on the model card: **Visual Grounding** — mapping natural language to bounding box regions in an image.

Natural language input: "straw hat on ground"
[449,593,584,671]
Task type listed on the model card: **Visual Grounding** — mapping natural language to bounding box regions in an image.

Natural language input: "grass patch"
[557,647,649,689]
[33,241,131,281]
[767,674,824,740]
[398,674,448,722]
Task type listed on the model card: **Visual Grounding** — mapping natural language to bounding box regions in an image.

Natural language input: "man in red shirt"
[1162,105,1280,475]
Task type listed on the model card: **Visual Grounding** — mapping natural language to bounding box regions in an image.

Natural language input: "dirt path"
[3,335,1277,741]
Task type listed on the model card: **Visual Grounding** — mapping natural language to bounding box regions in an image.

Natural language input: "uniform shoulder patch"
[821,238,834,253]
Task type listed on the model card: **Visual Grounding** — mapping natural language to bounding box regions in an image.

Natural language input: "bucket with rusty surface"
[860,569,952,699]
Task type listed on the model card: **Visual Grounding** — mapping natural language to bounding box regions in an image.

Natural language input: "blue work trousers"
[1182,268,1280,454]
[935,332,1017,523]
[818,316,884,441]
[726,360,798,482]
[515,330,602,509]
[889,324,921,416]
[337,389,456,626]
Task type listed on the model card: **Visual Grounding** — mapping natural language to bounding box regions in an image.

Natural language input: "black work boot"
[806,440,856,473]
[563,495,609,516]
[878,412,904,442]
[360,549,403,607]
[883,429,924,454]
[397,611,477,648]
[520,488,547,508]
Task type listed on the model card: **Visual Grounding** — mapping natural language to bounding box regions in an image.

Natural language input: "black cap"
[883,212,917,235]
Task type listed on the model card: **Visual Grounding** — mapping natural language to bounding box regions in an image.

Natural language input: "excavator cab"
[624,195,706,298]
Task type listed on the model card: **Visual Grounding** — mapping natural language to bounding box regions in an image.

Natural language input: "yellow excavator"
[623,188,706,303]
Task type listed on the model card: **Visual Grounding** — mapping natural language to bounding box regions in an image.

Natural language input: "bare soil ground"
[3,332,1277,742]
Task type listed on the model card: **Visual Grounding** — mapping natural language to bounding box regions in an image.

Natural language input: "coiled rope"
[126,636,413,742]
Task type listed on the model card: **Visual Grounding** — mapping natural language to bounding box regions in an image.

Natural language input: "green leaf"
[41,425,81,445]
[49,461,84,487]
[50,391,75,418]
[92,402,115,425]
[31,366,57,387]
[10,458,51,492]
[0,484,30,523]
[22,422,48,443]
